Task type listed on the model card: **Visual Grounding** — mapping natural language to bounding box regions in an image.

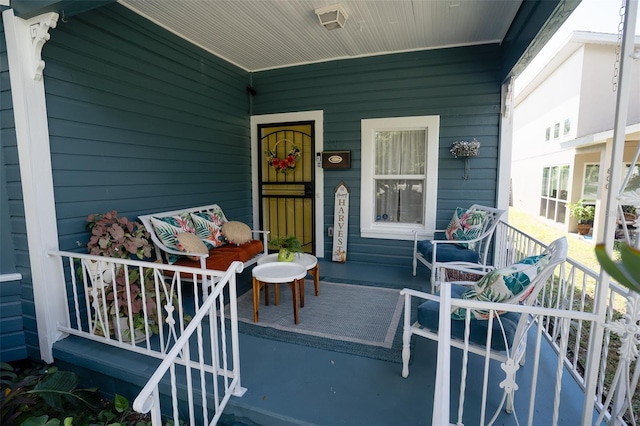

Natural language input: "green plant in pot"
[85,211,166,341]
[269,235,303,262]
[568,199,595,235]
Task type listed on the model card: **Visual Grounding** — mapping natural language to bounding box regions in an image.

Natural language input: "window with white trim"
[360,116,439,240]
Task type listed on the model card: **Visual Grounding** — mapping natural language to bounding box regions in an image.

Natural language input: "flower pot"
[577,223,592,236]
[278,249,295,262]
[113,317,145,343]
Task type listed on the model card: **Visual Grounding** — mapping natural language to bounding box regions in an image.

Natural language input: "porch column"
[3,8,69,363]
[581,0,638,424]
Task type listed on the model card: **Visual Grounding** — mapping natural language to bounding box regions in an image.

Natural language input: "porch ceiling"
[119,0,523,72]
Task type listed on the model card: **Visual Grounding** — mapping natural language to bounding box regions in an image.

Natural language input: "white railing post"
[432,283,453,426]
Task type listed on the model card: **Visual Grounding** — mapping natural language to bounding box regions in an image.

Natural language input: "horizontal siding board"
[0,346,28,363]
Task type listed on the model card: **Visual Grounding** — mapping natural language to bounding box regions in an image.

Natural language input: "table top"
[257,253,318,270]
[252,262,306,283]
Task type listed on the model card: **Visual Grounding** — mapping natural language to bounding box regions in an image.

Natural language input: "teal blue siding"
[0,18,28,362]
[42,4,252,253]
[252,45,502,264]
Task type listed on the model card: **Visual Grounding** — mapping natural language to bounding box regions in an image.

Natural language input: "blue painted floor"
[54,259,593,425]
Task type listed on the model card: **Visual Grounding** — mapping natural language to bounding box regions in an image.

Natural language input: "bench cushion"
[173,239,264,271]
[417,240,480,263]
[417,283,520,352]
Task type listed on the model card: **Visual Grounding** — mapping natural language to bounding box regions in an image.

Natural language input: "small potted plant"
[269,235,303,262]
[568,199,595,235]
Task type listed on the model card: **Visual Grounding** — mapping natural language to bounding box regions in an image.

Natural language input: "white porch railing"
[131,261,247,425]
[49,251,246,424]
[497,222,637,424]
[420,223,638,425]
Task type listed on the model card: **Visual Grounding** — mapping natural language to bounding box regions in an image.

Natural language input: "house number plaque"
[332,182,350,262]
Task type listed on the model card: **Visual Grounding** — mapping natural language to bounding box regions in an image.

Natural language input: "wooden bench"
[139,204,268,272]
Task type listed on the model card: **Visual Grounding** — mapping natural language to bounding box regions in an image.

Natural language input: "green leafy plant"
[269,235,303,262]
[595,242,640,293]
[567,199,595,224]
[1,361,164,425]
[1,362,102,425]
[87,211,152,260]
[87,265,166,340]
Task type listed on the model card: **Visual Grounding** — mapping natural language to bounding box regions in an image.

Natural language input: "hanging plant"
[266,139,301,174]
[450,139,480,158]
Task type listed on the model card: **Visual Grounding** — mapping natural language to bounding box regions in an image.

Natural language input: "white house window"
[563,118,571,136]
[545,127,551,142]
[360,116,439,240]
[540,165,569,224]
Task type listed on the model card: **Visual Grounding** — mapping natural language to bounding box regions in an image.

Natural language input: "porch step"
[52,336,314,426]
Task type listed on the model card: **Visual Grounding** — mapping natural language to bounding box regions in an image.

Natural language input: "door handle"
[304,183,313,197]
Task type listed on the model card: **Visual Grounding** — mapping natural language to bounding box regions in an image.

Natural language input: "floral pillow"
[445,207,488,250]
[190,209,227,249]
[451,253,550,320]
[150,213,195,263]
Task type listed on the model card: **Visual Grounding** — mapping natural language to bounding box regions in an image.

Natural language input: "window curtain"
[374,130,425,223]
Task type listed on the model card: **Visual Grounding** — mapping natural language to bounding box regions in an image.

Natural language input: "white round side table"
[251,262,306,324]
[257,253,320,305]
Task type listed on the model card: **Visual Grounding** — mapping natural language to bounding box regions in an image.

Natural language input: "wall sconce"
[450,139,480,180]
[315,4,348,30]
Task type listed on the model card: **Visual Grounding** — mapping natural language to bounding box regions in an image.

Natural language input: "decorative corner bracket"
[27,12,58,81]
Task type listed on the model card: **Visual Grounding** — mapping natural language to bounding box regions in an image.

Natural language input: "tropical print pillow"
[150,213,195,263]
[445,207,488,250]
[190,208,228,249]
[451,253,550,320]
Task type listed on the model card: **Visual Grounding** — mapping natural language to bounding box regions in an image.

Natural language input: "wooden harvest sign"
[332,182,349,262]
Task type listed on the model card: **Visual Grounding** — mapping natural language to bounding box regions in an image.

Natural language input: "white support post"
[3,8,69,363]
[581,0,638,424]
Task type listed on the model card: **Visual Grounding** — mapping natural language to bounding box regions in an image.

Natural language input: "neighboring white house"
[511,31,640,242]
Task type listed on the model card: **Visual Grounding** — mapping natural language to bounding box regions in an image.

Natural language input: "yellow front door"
[258,122,315,254]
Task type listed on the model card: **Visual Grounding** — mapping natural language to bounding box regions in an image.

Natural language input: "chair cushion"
[445,207,487,250]
[190,210,228,249]
[452,253,550,320]
[417,284,520,351]
[417,240,481,263]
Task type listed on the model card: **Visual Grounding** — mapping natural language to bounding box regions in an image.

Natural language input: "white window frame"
[360,116,439,240]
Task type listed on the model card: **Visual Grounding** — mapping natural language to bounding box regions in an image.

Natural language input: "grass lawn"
[507,207,600,273]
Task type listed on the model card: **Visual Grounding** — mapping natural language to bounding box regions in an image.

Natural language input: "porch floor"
[53,259,592,425]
